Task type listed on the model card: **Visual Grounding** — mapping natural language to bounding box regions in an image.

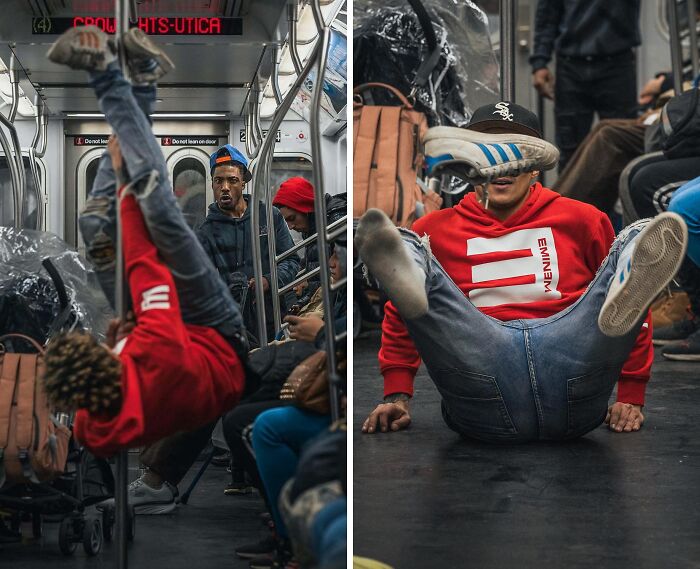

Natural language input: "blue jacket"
[196,197,300,289]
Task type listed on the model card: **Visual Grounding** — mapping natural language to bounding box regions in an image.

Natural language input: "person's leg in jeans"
[86,61,243,337]
[252,407,332,541]
[669,176,700,266]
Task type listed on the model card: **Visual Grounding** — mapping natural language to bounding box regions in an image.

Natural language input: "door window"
[173,157,207,229]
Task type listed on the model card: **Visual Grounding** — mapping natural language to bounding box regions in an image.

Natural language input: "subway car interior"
[0,0,347,568]
[353,0,700,568]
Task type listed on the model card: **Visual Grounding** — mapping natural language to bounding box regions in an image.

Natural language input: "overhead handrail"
[248,29,323,342]
[26,95,45,229]
[8,54,19,123]
[687,0,699,79]
[288,0,304,75]
[271,46,284,105]
[309,0,342,422]
[668,0,684,94]
[252,80,265,150]
[129,0,139,24]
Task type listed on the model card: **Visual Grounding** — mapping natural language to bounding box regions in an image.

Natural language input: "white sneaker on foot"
[424,126,559,184]
[47,26,116,71]
[599,212,689,337]
[99,476,177,515]
[355,209,428,319]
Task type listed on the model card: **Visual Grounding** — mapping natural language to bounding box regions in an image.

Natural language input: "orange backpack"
[353,82,440,228]
[0,333,71,486]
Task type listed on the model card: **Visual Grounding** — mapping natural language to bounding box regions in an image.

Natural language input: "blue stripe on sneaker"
[475,143,497,166]
[507,143,523,159]
[425,153,454,175]
[489,143,509,162]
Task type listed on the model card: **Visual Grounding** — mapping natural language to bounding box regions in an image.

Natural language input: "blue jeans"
[78,62,243,336]
[669,176,700,267]
[312,498,346,569]
[397,222,646,442]
[252,407,331,539]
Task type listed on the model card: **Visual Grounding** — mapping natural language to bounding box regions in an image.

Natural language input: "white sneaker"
[100,476,177,515]
[47,26,116,71]
[599,212,689,337]
[423,126,560,184]
[122,28,174,83]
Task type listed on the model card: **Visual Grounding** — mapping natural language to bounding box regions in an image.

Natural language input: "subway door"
[0,153,47,230]
[72,147,106,253]
[165,148,212,229]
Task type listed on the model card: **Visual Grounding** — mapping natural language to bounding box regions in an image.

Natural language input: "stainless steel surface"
[275,216,346,262]
[288,0,303,75]
[9,54,19,123]
[500,0,517,100]
[668,0,684,94]
[0,123,21,228]
[278,265,321,295]
[271,46,283,105]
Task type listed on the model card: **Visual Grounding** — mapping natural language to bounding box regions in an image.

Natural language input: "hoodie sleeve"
[270,206,301,288]
[379,301,422,397]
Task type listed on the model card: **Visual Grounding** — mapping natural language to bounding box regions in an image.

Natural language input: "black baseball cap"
[467,101,543,138]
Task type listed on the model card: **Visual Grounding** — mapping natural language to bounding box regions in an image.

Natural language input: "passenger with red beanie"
[273,177,347,311]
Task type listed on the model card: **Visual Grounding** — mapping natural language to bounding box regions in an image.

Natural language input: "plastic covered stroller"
[0,227,132,556]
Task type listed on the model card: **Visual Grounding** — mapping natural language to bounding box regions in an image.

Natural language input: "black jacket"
[530,0,640,71]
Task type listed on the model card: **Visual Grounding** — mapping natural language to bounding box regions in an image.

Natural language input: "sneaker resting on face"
[122,27,174,83]
[423,126,560,185]
[99,476,176,515]
[661,328,700,361]
[598,212,689,337]
[46,26,116,71]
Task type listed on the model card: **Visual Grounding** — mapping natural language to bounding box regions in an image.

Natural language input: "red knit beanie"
[273,177,315,214]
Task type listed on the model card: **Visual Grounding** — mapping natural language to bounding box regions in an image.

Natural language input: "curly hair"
[43,332,123,416]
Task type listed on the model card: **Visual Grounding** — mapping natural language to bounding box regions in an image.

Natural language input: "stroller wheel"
[58,517,77,555]
[102,509,114,542]
[32,513,42,538]
[83,519,103,556]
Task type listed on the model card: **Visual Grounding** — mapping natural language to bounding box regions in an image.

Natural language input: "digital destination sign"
[33,16,242,36]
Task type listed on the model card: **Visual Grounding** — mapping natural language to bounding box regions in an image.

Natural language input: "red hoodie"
[380,183,653,405]
[74,194,246,457]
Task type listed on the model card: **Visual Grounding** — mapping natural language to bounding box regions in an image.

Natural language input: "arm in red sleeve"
[379,300,422,397]
[120,192,186,348]
[585,211,616,274]
[616,310,653,406]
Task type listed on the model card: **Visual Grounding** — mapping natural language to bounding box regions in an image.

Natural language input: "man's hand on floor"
[362,400,411,434]
[606,402,644,433]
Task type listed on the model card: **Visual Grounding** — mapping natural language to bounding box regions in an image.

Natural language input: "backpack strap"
[0,353,20,486]
[354,83,415,109]
[353,105,382,217]
[373,106,402,216]
[15,354,38,481]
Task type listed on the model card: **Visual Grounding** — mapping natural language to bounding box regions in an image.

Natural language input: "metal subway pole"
[309,0,341,422]
[114,1,130,568]
[249,34,323,343]
[288,0,303,75]
[27,96,44,230]
[499,0,516,100]
[687,0,699,79]
[668,0,684,94]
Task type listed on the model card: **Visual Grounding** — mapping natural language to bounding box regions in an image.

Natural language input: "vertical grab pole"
[668,0,684,94]
[249,39,323,345]
[114,2,130,569]
[288,0,303,75]
[499,0,516,100]
[687,0,699,79]
[309,0,341,422]
[28,96,44,230]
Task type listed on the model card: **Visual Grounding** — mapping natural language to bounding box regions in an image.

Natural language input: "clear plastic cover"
[354,0,500,126]
[0,227,113,344]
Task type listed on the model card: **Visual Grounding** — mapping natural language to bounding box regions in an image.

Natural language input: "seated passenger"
[41,27,248,456]
[272,176,347,313]
[356,102,688,440]
[196,146,300,345]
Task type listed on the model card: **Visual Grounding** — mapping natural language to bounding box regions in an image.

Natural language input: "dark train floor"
[353,330,700,569]
[1,458,269,568]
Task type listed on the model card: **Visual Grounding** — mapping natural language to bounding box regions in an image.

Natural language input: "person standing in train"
[356,102,688,441]
[196,145,300,345]
[530,0,641,171]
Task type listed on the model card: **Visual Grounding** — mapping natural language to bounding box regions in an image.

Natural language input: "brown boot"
[651,291,690,329]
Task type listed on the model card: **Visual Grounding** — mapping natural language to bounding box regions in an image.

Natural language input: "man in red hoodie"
[41,26,248,457]
[356,101,688,442]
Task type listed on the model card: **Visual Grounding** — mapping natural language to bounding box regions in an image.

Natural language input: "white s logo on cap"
[493,102,514,121]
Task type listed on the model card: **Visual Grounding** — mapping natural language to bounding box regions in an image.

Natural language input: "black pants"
[555,51,637,171]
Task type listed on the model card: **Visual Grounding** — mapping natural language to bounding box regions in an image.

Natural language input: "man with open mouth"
[356,101,688,443]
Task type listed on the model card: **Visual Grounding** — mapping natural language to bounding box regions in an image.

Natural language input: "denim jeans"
[396,221,647,443]
[78,62,243,336]
[252,407,332,539]
[669,175,700,267]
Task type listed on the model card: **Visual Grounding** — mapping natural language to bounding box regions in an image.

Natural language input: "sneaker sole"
[662,352,700,361]
[424,126,559,179]
[598,213,688,337]
[123,32,175,72]
[235,550,274,560]
[652,337,689,346]
[133,501,176,515]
